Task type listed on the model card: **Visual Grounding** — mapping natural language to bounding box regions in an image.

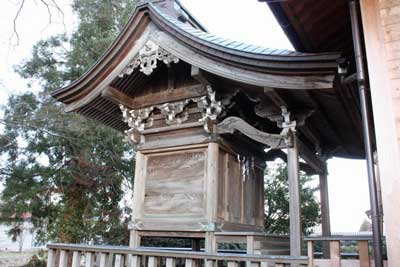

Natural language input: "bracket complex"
[120,85,222,145]
[119,40,179,77]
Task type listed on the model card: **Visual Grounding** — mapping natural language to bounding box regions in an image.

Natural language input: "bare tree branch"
[11,0,66,46]
[40,0,53,24]
[12,0,26,46]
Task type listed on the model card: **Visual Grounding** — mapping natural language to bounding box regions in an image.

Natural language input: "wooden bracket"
[216,116,288,149]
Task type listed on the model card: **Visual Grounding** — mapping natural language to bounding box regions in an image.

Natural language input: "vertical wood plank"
[99,253,108,267]
[307,241,314,267]
[148,256,158,267]
[247,235,254,254]
[107,253,114,267]
[185,259,193,267]
[47,249,56,267]
[246,235,255,267]
[288,134,301,257]
[58,250,68,267]
[205,259,215,267]
[359,240,370,267]
[329,240,341,267]
[129,230,141,249]
[85,252,94,267]
[206,142,219,222]
[129,255,141,267]
[319,170,331,258]
[71,251,81,267]
[166,258,176,267]
[114,254,123,267]
[205,232,217,253]
[132,152,146,222]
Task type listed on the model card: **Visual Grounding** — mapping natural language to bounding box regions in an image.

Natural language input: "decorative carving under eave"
[119,40,179,77]
[120,104,154,144]
[119,85,223,144]
[195,85,223,132]
[159,100,190,125]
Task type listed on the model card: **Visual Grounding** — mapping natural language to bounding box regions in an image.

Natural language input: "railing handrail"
[304,235,375,241]
[47,243,308,264]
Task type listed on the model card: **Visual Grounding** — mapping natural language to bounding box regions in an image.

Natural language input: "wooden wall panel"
[226,153,242,223]
[143,149,207,218]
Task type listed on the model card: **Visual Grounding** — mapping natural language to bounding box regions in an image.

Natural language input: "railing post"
[307,241,314,267]
[227,261,238,267]
[47,249,56,267]
[329,240,341,267]
[185,258,200,267]
[129,255,141,267]
[148,256,158,267]
[85,252,94,267]
[359,240,370,267]
[99,253,109,267]
[114,254,124,267]
[166,258,176,267]
[59,250,68,267]
[72,251,81,267]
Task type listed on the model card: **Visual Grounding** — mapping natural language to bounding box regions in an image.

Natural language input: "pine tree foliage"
[264,163,320,235]
[0,0,136,245]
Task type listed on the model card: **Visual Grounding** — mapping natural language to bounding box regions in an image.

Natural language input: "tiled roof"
[151,3,330,58]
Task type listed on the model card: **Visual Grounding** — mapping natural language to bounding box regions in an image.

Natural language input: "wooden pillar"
[319,168,331,258]
[287,133,302,257]
[129,151,145,249]
[205,142,218,257]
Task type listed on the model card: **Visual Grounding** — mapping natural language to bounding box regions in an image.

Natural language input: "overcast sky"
[0,0,372,233]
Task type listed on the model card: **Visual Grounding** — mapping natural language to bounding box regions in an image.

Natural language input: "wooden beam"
[217,116,287,149]
[102,86,133,107]
[102,85,207,109]
[297,137,326,175]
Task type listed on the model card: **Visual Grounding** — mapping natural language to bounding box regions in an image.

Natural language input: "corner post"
[287,132,302,257]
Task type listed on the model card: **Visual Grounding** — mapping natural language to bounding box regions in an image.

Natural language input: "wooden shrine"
[51,0,350,257]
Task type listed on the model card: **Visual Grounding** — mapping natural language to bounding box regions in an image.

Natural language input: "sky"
[0,0,372,233]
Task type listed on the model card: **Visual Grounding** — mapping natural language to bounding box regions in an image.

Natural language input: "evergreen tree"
[0,0,136,245]
[264,163,320,235]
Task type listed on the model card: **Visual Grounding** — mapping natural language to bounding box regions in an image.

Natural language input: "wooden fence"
[47,243,307,267]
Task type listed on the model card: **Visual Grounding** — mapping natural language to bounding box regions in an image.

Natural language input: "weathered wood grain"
[143,150,206,217]
[217,116,287,149]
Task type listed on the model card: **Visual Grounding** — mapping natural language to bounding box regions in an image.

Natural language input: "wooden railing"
[47,243,308,267]
[305,235,386,267]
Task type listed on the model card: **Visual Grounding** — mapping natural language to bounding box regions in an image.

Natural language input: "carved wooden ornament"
[119,40,179,77]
